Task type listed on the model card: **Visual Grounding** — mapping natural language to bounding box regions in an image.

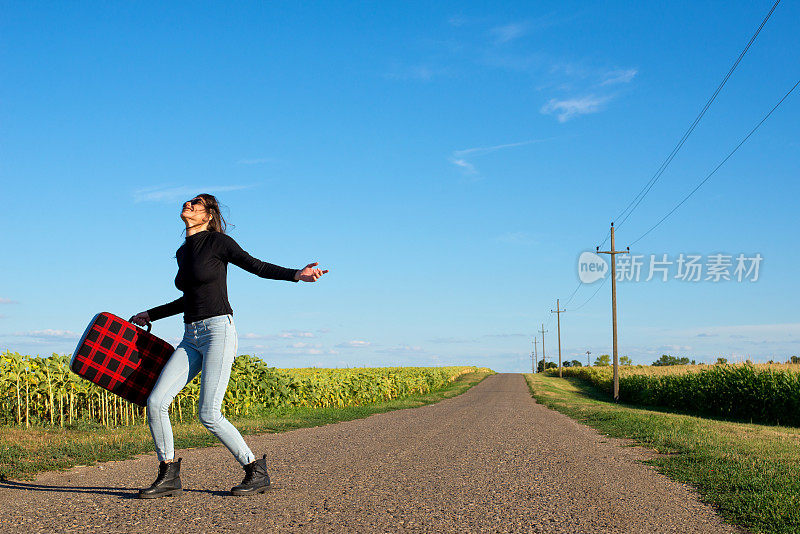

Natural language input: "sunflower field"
[0,350,482,428]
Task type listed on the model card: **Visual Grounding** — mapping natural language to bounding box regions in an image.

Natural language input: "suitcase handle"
[129,318,152,333]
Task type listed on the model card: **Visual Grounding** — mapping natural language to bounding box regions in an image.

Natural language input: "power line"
[563,280,583,306]
[600,0,781,247]
[628,77,799,247]
[571,276,609,312]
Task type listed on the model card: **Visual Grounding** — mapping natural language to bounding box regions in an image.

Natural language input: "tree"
[537,360,558,372]
[652,354,692,366]
[716,357,728,365]
[594,354,611,367]
[570,360,582,367]
[620,356,632,366]
[563,360,572,368]
[790,356,800,364]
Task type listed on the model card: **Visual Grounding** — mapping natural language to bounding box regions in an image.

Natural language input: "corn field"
[553,363,800,426]
[0,350,482,428]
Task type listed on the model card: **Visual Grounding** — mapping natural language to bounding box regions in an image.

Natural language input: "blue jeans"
[146,314,256,466]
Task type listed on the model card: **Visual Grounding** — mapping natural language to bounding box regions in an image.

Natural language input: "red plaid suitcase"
[70,312,176,406]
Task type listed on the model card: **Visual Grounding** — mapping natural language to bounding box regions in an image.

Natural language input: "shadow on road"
[0,479,229,498]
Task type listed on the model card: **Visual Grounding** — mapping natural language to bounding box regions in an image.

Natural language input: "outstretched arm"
[221,233,300,282]
[221,234,328,283]
[294,262,329,282]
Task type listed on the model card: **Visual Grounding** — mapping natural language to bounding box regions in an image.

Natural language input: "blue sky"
[1,1,798,372]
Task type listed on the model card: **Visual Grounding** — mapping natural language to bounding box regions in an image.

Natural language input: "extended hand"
[295,262,328,282]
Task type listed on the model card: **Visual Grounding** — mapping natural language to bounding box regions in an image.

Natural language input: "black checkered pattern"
[71,312,175,406]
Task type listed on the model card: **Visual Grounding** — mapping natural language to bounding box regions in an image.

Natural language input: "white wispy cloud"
[540,95,610,122]
[600,68,638,86]
[450,139,549,176]
[658,344,693,352]
[11,329,79,340]
[278,330,315,339]
[428,336,475,344]
[133,184,255,203]
[452,139,546,158]
[335,340,372,349]
[288,342,322,349]
[495,232,536,245]
[449,158,477,175]
[0,298,18,304]
[243,330,314,340]
[448,15,468,27]
[377,345,425,354]
[242,333,270,340]
[490,22,528,44]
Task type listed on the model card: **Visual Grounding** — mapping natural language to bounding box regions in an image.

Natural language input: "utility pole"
[538,324,548,372]
[596,222,629,401]
[586,350,591,367]
[532,337,539,373]
[551,299,566,378]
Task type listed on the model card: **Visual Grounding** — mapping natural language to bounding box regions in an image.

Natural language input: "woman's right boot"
[138,458,182,499]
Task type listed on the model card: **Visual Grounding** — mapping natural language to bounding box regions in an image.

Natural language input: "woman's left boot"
[231,454,271,496]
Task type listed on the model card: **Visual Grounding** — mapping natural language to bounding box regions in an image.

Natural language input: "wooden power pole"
[596,222,629,401]
[586,350,591,367]
[538,324,548,372]
[551,299,566,377]
[532,337,539,373]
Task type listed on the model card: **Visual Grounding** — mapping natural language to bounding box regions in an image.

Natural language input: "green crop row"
[0,350,481,428]
[553,364,800,426]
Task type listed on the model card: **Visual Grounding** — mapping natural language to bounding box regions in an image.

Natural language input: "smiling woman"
[127,193,328,499]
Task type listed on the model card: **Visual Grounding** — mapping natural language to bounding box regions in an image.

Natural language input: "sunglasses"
[185,198,205,207]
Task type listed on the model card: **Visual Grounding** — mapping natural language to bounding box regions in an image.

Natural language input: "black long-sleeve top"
[147,230,298,324]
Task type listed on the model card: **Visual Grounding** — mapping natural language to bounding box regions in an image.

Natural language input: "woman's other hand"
[129,311,151,326]
[294,262,328,282]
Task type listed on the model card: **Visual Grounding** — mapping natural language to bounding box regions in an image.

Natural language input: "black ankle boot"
[231,455,270,496]
[138,458,182,499]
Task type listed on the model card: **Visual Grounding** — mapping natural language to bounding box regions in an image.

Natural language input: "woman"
[129,193,327,499]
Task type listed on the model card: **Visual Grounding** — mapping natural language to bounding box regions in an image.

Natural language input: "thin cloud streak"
[134,184,255,203]
[450,138,550,176]
[10,329,80,340]
[490,22,528,44]
[600,68,638,86]
[335,340,372,349]
[540,95,610,122]
[453,139,548,158]
[449,158,477,175]
[243,330,315,340]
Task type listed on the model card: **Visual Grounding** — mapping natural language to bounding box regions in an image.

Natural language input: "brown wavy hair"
[185,193,233,235]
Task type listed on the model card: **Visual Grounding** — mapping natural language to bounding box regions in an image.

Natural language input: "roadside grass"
[0,371,492,481]
[525,373,800,534]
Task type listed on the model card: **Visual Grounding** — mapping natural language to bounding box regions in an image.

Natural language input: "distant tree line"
[543,353,800,370]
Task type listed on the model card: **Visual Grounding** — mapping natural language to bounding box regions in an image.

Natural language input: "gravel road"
[0,373,743,533]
